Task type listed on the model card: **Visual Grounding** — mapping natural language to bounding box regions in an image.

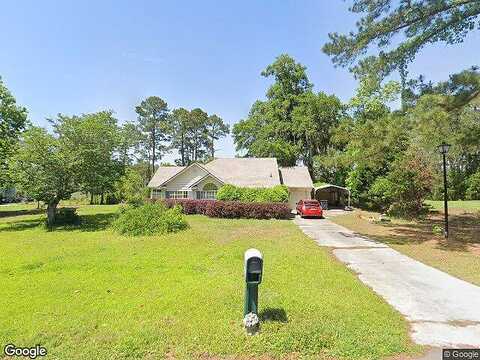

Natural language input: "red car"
[296,199,323,218]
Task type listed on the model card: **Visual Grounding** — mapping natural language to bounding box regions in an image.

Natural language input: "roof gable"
[147,166,185,188]
[189,173,224,188]
[159,163,210,188]
[279,166,313,188]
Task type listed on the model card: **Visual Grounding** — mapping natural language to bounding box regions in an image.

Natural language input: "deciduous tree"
[233,55,313,166]
[50,111,123,204]
[118,122,143,166]
[292,92,345,172]
[0,77,28,187]
[11,127,78,226]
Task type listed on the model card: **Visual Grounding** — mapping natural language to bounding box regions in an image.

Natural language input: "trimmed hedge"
[216,184,289,203]
[161,199,213,215]
[156,199,290,220]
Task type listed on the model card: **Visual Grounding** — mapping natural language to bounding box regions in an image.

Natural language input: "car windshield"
[304,201,320,207]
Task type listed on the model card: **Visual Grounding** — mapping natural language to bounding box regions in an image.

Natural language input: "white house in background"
[147,158,313,209]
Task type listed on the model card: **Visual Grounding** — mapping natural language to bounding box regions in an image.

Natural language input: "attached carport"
[314,184,350,209]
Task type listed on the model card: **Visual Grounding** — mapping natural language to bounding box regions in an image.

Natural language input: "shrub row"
[216,184,289,203]
[156,199,291,220]
[161,199,213,215]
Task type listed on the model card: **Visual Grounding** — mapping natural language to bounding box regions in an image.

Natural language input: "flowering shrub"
[160,199,214,215]
[155,199,290,220]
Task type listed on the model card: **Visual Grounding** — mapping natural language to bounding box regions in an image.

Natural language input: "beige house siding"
[195,175,223,190]
[288,188,312,209]
[164,165,208,192]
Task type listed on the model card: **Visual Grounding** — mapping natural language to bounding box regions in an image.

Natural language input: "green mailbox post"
[244,249,263,317]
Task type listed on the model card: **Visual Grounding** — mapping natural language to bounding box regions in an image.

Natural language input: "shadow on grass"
[51,213,117,232]
[259,307,288,323]
[0,212,118,233]
[0,208,44,218]
[0,218,44,232]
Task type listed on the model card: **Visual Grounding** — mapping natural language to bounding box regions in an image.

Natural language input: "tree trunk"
[210,136,215,159]
[90,193,94,205]
[181,134,185,166]
[146,149,152,181]
[46,201,59,227]
[152,129,156,178]
[100,193,104,205]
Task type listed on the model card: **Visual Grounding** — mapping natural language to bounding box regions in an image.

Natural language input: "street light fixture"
[437,142,451,238]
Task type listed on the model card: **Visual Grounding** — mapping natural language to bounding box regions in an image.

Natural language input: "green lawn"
[0,204,418,359]
[425,200,480,212]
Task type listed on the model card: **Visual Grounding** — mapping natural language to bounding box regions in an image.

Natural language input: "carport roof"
[315,184,350,193]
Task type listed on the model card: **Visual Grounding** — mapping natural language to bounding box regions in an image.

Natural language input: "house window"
[203,183,218,191]
[166,191,188,199]
[151,189,163,199]
[197,183,217,199]
[196,191,217,200]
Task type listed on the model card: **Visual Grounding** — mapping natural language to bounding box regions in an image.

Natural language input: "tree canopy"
[135,96,170,179]
[50,111,124,204]
[323,1,480,77]
[11,127,79,225]
[233,54,344,172]
[168,106,229,166]
[0,77,28,187]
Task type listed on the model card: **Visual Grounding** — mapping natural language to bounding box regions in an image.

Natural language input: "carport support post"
[244,283,258,316]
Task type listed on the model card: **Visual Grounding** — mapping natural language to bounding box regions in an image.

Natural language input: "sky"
[1,0,479,162]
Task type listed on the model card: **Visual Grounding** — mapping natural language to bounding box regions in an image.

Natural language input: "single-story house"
[148,158,313,208]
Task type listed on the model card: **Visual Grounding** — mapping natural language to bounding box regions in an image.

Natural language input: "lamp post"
[438,143,451,238]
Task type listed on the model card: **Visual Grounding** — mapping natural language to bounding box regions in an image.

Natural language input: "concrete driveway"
[295,216,480,347]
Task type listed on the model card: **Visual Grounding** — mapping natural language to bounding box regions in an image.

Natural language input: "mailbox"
[243,249,263,318]
[244,248,263,284]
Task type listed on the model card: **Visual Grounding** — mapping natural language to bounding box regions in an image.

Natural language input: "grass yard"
[0,204,419,359]
[425,200,480,213]
[331,207,480,286]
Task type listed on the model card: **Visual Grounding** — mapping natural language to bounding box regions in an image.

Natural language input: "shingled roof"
[147,166,185,188]
[279,166,313,188]
[147,158,313,189]
[204,158,281,188]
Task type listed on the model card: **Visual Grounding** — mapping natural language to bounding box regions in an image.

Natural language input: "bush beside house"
[216,184,289,203]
